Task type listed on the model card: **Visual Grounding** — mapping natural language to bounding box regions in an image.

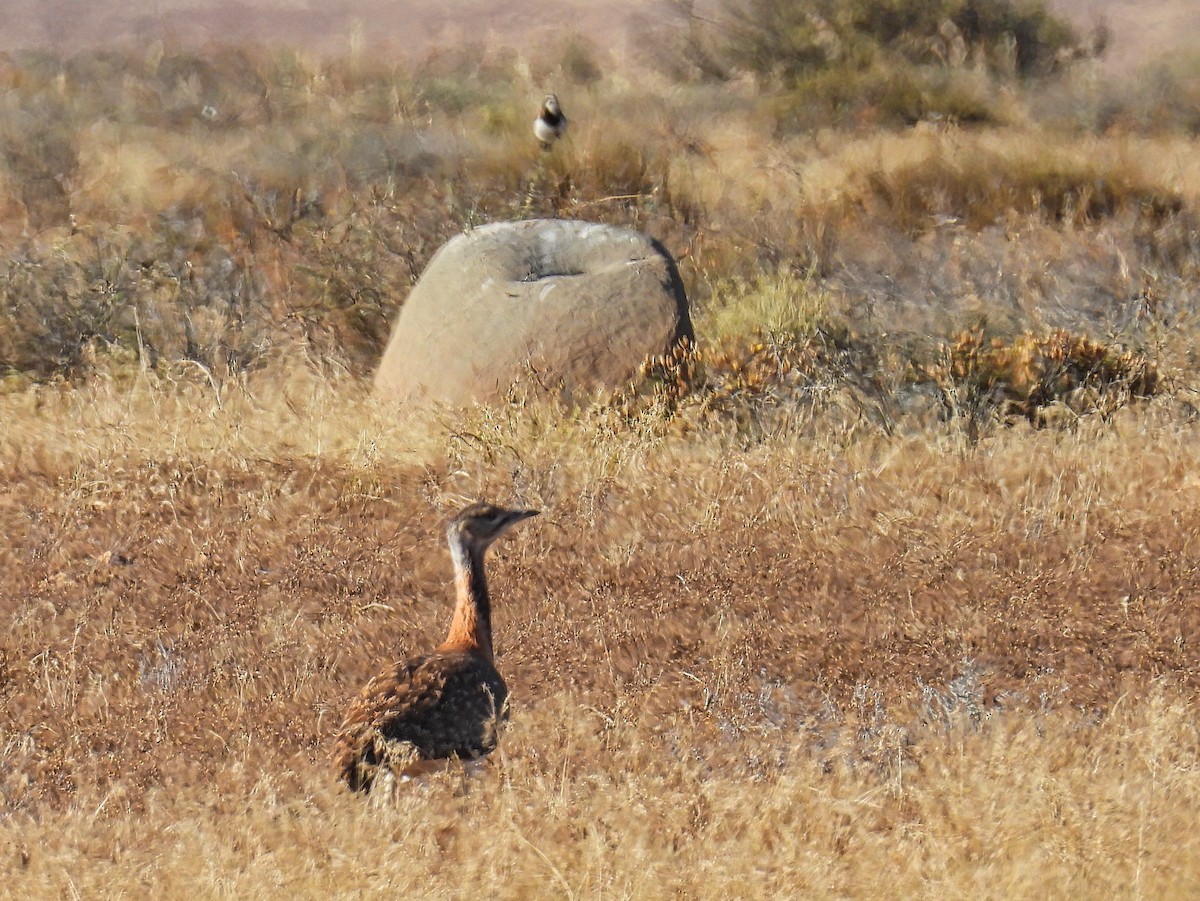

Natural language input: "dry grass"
[3,47,1200,381]
[6,697,1200,897]
[4,367,1200,895]
[3,32,1200,898]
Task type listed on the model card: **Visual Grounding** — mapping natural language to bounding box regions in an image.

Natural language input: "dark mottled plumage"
[331,503,538,792]
[333,651,508,791]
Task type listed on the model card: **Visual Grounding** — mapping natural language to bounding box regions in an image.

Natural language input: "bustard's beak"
[497,508,538,537]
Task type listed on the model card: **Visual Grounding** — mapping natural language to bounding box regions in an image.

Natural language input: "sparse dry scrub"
[3,22,1200,897]
[654,0,1094,130]
[4,367,1200,895]
[0,43,1199,382]
[1033,49,1200,136]
[923,326,1160,425]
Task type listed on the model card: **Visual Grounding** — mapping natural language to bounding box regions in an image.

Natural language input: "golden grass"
[5,696,1200,898]
[3,38,1200,899]
[695,127,1200,240]
[4,368,1200,896]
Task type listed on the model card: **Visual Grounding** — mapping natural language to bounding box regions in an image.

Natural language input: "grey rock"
[375,219,693,406]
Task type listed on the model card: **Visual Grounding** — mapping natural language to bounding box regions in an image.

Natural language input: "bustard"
[331,502,539,792]
[534,93,567,149]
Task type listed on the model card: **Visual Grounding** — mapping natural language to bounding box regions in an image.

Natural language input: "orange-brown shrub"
[925,327,1159,424]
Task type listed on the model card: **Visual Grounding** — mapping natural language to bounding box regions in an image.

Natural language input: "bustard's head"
[448,502,539,552]
[542,93,561,116]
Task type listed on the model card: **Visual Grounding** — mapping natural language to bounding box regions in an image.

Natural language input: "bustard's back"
[331,502,538,792]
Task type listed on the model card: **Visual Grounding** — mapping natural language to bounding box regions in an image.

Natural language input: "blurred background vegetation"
[0,0,1197,431]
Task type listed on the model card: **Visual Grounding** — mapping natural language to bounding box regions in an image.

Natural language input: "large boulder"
[374,219,693,406]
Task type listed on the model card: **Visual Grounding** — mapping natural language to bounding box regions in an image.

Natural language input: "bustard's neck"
[438,535,494,661]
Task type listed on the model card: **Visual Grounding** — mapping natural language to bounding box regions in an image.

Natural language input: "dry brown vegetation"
[5,373,1200,896]
[4,4,1200,895]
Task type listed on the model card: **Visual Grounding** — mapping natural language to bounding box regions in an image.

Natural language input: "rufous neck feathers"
[438,540,494,660]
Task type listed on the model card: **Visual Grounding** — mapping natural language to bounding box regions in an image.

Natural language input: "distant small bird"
[331,502,539,793]
[534,93,567,150]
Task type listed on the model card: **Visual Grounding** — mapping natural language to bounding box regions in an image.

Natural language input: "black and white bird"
[534,93,567,150]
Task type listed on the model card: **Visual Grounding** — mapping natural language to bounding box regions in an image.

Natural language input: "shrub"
[612,272,878,435]
[770,61,999,130]
[670,0,1083,86]
[922,328,1159,425]
[0,230,272,382]
[662,0,1084,132]
[843,135,1185,232]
